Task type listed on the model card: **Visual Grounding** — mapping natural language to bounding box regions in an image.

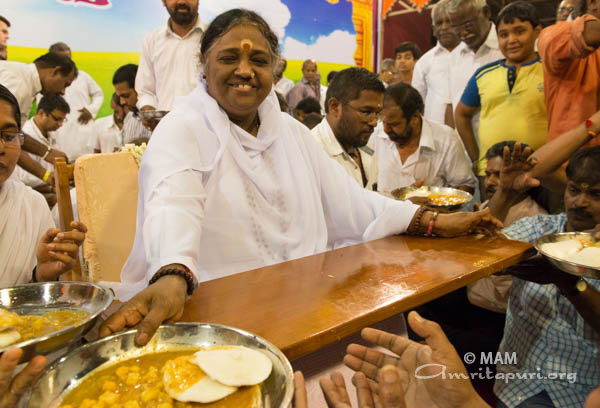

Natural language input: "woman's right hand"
[99,275,188,345]
[433,208,503,237]
[0,349,46,408]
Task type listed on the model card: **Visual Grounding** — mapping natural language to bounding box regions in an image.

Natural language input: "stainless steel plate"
[138,110,168,120]
[0,282,113,362]
[26,323,294,408]
[534,232,600,279]
[392,186,473,211]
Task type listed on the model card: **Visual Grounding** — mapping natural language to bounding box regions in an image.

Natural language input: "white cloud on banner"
[199,0,292,39]
[282,30,356,64]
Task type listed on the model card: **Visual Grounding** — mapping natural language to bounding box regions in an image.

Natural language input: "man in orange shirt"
[538,0,600,148]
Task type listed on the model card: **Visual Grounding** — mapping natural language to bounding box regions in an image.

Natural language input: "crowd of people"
[0,0,600,407]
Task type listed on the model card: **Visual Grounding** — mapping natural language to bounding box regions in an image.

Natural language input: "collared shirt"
[496,213,600,408]
[14,119,52,188]
[311,118,378,190]
[93,115,123,153]
[538,15,600,146]
[274,77,294,97]
[135,18,207,111]
[371,117,476,193]
[449,24,503,110]
[0,62,42,125]
[411,43,454,124]
[461,57,548,175]
[122,111,151,145]
[63,70,104,119]
[287,78,321,112]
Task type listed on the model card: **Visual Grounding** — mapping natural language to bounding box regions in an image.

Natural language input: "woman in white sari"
[101,9,501,345]
[0,84,87,407]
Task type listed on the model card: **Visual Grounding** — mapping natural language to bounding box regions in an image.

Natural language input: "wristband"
[42,147,52,161]
[408,206,427,235]
[149,267,198,295]
[42,170,51,183]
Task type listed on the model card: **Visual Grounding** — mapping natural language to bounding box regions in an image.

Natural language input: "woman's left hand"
[433,208,503,237]
[36,221,87,282]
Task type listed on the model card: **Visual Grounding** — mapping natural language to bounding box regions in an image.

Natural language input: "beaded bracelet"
[149,268,198,295]
[426,211,439,236]
[408,206,427,235]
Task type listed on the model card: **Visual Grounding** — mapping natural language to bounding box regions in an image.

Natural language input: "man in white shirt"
[0,15,10,61]
[114,64,151,145]
[412,0,460,126]
[15,95,69,192]
[0,52,74,185]
[136,0,206,124]
[46,43,104,161]
[447,0,503,114]
[273,58,294,97]
[94,93,124,153]
[311,67,383,191]
[372,82,476,194]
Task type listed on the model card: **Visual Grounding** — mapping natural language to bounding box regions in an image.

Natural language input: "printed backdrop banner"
[5,0,375,116]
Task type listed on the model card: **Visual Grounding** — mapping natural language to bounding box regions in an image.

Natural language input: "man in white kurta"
[372,117,476,193]
[14,119,53,188]
[0,61,42,125]
[93,114,123,153]
[119,84,420,299]
[135,15,207,111]
[312,118,378,191]
[0,180,55,287]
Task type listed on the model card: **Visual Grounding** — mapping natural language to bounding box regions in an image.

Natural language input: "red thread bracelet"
[426,211,439,236]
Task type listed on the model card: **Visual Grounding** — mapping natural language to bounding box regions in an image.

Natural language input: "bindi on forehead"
[241,39,253,52]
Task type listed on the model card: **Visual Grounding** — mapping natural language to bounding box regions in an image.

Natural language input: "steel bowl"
[138,110,168,120]
[534,232,600,279]
[26,323,294,408]
[392,186,473,212]
[0,282,113,363]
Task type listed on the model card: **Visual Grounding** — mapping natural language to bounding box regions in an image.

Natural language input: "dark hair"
[566,146,600,186]
[49,42,70,54]
[0,84,21,130]
[0,15,10,27]
[579,0,587,15]
[112,64,138,88]
[34,52,76,76]
[394,42,422,60]
[327,71,338,84]
[496,1,540,29]
[200,9,279,64]
[38,94,70,115]
[303,112,323,129]
[296,97,322,115]
[325,67,385,114]
[276,91,289,113]
[384,82,424,120]
[485,140,531,160]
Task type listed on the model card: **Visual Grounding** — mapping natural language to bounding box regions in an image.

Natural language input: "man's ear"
[482,5,491,20]
[328,97,342,118]
[533,24,542,38]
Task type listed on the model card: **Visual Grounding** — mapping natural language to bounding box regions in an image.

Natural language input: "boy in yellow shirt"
[455,1,547,181]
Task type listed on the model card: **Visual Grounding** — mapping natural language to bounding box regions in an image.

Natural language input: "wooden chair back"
[53,157,83,281]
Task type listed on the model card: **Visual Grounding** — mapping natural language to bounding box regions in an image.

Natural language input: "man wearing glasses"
[372,82,476,194]
[446,0,503,120]
[11,95,69,204]
[311,67,383,191]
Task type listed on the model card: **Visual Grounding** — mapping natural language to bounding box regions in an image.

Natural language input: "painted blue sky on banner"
[4,0,357,63]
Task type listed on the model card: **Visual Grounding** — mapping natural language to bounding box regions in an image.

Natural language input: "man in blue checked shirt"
[489,143,600,408]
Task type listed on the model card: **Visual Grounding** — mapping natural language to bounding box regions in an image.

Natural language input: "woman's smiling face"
[202,24,275,123]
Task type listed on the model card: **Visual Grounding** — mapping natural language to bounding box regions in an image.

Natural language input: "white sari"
[119,80,419,300]
[0,180,55,287]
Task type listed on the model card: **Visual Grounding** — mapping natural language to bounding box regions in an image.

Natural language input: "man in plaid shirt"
[489,144,600,408]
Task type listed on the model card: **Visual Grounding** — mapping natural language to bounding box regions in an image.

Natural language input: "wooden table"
[181,235,531,360]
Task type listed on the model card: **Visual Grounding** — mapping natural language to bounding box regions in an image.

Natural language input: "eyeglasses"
[450,16,480,32]
[50,112,67,123]
[558,6,575,13]
[344,104,382,121]
[0,130,25,147]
